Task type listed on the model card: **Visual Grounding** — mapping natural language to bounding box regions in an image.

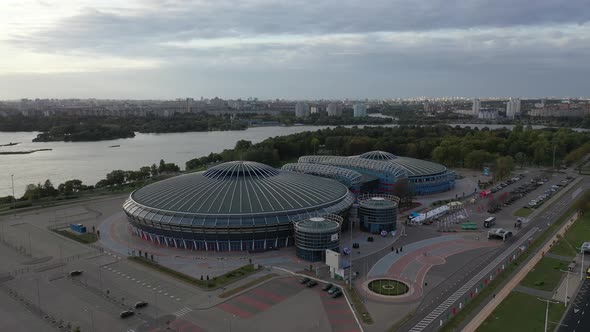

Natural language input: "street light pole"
[537,298,559,332]
[36,278,41,315]
[581,247,585,281]
[11,174,16,213]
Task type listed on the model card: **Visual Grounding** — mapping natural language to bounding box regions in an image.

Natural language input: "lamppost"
[580,247,585,281]
[11,174,15,211]
[537,298,559,332]
[559,269,574,307]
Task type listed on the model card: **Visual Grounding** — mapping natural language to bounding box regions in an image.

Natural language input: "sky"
[0,0,589,100]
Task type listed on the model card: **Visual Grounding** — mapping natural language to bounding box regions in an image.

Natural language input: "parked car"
[299,277,310,284]
[328,286,340,295]
[331,290,343,298]
[119,310,134,318]
[322,283,333,291]
[69,270,83,277]
[134,301,148,309]
[307,280,318,288]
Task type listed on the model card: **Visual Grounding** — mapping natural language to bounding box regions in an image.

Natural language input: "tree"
[310,137,320,154]
[514,152,527,169]
[494,156,514,180]
[105,170,126,186]
[158,159,166,173]
[150,163,158,177]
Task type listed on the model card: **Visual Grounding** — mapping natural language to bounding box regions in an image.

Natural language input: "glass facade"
[358,195,399,234]
[124,189,354,252]
[294,215,342,262]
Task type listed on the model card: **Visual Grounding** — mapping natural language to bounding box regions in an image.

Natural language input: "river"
[0,121,584,197]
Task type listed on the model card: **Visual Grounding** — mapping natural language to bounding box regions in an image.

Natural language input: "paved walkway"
[546,252,575,262]
[513,285,553,299]
[361,235,498,303]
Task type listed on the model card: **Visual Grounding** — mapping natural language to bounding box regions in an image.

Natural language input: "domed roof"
[358,151,398,161]
[129,161,352,216]
[295,217,341,233]
[358,151,447,177]
[204,161,279,179]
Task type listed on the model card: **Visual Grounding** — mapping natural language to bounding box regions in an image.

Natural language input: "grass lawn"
[477,291,565,332]
[520,256,568,291]
[54,229,98,244]
[549,236,578,257]
[344,286,373,324]
[514,207,533,218]
[368,279,409,296]
[129,256,259,290]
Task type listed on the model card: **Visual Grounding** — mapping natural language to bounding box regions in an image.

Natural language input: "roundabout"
[368,279,409,296]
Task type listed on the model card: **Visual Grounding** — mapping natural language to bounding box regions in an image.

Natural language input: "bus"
[484,217,496,228]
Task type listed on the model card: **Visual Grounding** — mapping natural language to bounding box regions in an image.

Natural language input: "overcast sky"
[0,0,588,99]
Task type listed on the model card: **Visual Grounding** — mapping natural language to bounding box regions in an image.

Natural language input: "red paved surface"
[217,277,303,318]
[317,288,361,332]
[360,238,499,302]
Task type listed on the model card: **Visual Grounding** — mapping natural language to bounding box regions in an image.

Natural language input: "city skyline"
[0,0,589,99]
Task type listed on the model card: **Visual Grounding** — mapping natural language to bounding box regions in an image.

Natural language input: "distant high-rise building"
[295,102,310,117]
[472,98,481,116]
[310,106,319,114]
[353,103,367,117]
[506,98,521,119]
[326,103,342,117]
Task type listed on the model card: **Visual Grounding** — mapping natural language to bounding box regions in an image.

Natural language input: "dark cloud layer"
[3,0,590,98]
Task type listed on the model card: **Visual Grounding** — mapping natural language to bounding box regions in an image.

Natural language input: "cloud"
[1,0,590,97]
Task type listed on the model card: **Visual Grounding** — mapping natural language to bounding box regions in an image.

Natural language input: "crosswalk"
[101,264,182,301]
[174,307,193,317]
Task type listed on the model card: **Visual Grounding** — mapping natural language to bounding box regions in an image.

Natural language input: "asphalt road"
[397,173,588,332]
[560,279,590,332]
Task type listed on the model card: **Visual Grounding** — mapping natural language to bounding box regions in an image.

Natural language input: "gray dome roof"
[128,161,351,216]
[358,151,398,161]
[295,217,341,233]
[358,151,447,177]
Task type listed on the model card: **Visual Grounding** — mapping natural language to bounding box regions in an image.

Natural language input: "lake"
[0,121,582,197]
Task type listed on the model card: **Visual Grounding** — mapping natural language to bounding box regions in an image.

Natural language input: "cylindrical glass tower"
[294,215,342,262]
[358,194,400,233]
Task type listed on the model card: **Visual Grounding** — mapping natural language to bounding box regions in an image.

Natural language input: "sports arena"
[123,161,355,251]
[285,151,455,196]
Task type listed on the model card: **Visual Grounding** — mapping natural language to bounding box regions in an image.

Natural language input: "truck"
[484,216,496,228]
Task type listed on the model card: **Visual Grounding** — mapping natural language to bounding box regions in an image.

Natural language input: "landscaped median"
[53,229,98,244]
[344,286,374,324]
[128,256,260,290]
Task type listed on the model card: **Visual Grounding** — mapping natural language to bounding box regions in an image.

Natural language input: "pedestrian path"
[368,235,461,277]
[513,285,553,299]
[545,253,575,262]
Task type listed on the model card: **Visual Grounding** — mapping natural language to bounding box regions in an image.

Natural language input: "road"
[560,279,590,332]
[397,173,588,332]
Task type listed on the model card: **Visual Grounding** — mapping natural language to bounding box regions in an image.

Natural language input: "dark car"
[307,280,318,288]
[69,270,83,277]
[322,283,333,291]
[119,310,135,318]
[134,301,148,309]
[331,290,343,298]
[328,286,340,295]
[299,277,310,284]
